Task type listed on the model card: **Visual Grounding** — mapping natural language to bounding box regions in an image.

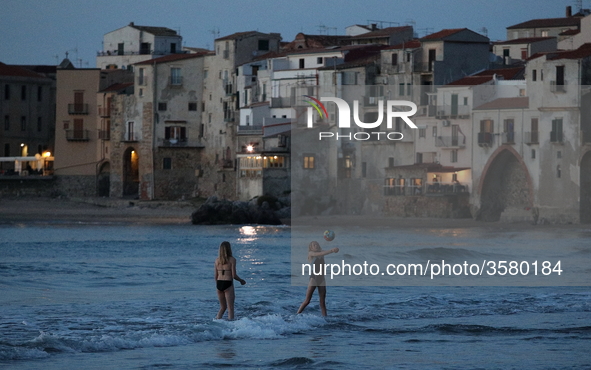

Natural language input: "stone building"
[109,53,207,200]
[471,43,591,223]
[96,22,183,70]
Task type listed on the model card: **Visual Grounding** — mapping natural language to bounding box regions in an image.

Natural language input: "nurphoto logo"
[304,96,418,141]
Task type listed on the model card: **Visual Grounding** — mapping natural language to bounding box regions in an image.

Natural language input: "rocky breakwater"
[191,195,291,225]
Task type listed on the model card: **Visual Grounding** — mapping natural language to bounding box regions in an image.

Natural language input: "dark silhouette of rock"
[191,196,287,225]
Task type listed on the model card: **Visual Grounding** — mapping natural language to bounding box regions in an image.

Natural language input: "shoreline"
[1,197,590,231]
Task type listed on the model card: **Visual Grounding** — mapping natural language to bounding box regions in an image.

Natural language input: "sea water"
[0,222,590,369]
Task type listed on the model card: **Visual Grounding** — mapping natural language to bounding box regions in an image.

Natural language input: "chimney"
[566,6,572,17]
[371,23,377,31]
[130,22,135,26]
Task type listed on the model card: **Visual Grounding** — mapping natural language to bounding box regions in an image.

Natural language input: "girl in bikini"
[214,241,246,320]
[297,241,339,316]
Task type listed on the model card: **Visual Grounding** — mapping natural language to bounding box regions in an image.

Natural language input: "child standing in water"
[297,241,339,316]
[215,241,246,320]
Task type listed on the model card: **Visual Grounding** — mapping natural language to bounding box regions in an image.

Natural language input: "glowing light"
[246,145,254,152]
[42,151,51,157]
[20,143,24,147]
[131,150,135,154]
[240,226,256,236]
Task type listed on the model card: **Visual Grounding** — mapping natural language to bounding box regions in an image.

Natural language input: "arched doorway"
[123,147,139,197]
[478,148,532,221]
[580,151,591,223]
[98,161,110,197]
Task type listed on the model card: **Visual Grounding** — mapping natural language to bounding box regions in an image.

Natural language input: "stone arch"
[477,146,533,221]
[98,161,110,197]
[123,147,139,196]
[580,150,591,223]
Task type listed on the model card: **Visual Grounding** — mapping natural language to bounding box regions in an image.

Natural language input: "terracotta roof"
[494,37,555,45]
[421,28,466,41]
[547,43,591,60]
[216,31,259,41]
[0,62,47,78]
[446,67,525,86]
[282,33,352,51]
[99,82,134,93]
[446,76,497,86]
[559,29,580,36]
[351,26,413,39]
[134,52,208,65]
[507,17,580,30]
[128,23,178,36]
[474,97,529,110]
[383,39,421,50]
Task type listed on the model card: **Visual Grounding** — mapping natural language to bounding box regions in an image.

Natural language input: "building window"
[317,57,323,64]
[557,150,562,159]
[418,128,426,138]
[21,85,26,100]
[399,83,405,96]
[258,39,269,51]
[138,68,145,85]
[406,52,411,62]
[532,69,537,81]
[392,53,398,65]
[416,152,423,164]
[557,165,561,178]
[21,116,26,131]
[406,83,412,96]
[432,126,437,137]
[478,119,494,145]
[4,115,9,131]
[388,157,395,167]
[551,118,563,142]
[265,156,285,168]
[299,59,305,69]
[451,149,458,163]
[163,158,172,170]
[342,71,357,85]
[37,86,42,102]
[158,102,167,111]
[463,97,468,105]
[521,48,528,59]
[4,143,9,157]
[532,149,536,159]
[304,155,315,169]
[165,126,186,142]
[188,102,197,111]
[170,68,182,85]
[362,162,367,178]
[37,117,42,132]
[170,43,177,53]
[139,88,143,97]
[542,30,549,37]
[117,43,124,55]
[4,84,9,100]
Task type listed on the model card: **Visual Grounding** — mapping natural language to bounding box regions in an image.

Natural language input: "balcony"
[550,130,563,143]
[426,182,469,195]
[68,104,89,115]
[435,136,465,148]
[98,107,111,117]
[501,131,515,145]
[413,61,434,73]
[65,129,90,141]
[122,133,139,142]
[219,159,234,169]
[237,125,263,135]
[550,81,566,93]
[224,110,235,122]
[478,132,493,146]
[98,130,110,140]
[524,131,539,145]
[158,138,205,148]
[271,97,292,108]
[435,105,470,119]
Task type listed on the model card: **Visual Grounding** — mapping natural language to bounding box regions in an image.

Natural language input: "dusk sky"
[0,0,582,67]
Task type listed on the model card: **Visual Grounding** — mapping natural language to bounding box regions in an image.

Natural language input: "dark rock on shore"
[191,196,290,225]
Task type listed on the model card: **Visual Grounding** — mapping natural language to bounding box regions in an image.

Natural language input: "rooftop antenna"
[367,20,400,29]
[575,0,583,12]
[209,27,220,43]
[53,54,59,65]
[478,27,488,37]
